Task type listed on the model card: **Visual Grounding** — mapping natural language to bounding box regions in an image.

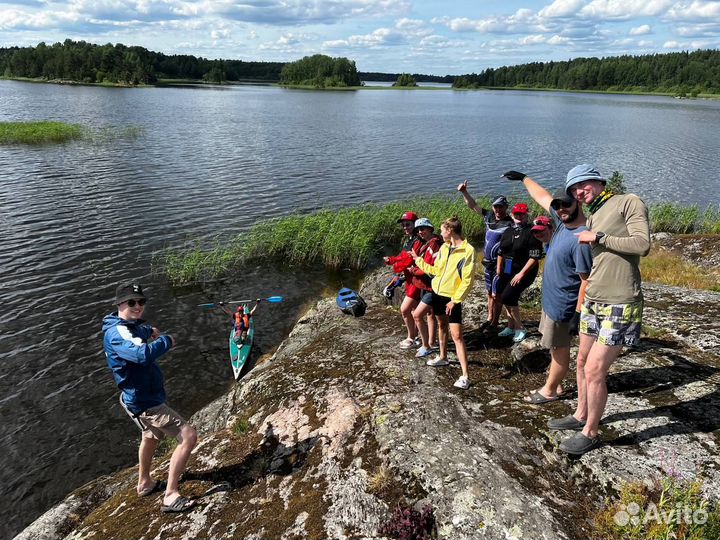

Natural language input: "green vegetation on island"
[452,49,720,96]
[392,73,418,87]
[159,194,720,287]
[0,121,83,143]
[279,54,361,88]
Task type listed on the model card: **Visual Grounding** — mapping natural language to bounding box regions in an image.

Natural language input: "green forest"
[0,39,284,85]
[453,49,720,95]
[279,54,361,87]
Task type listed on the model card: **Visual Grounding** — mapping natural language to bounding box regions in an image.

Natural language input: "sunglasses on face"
[401,221,415,228]
[551,200,575,210]
[126,299,146,307]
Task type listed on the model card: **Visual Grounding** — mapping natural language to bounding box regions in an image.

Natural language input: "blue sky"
[1,0,719,74]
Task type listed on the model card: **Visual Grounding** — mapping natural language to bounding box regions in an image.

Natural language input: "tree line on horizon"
[453,49,720,95]
[0,40,447,86]
[0,40,284,85]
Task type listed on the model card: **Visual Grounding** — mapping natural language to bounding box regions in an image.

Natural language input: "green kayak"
[229,313,254,380]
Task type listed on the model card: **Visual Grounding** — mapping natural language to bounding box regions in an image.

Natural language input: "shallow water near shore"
[1,79,720,538]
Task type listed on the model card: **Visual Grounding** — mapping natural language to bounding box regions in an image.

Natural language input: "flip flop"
[138,480,166,497]
[523,390,560,404]
[161,495,196,513]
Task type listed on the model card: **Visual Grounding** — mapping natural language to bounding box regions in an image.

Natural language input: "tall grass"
[650,203,720,234]
[159,196,492,284]
[0,121,83,143]
[159,195,720,286]
[0,121,143,144]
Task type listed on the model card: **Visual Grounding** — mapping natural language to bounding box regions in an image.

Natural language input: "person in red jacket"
[410,218,444,358]
[384,211,422,349]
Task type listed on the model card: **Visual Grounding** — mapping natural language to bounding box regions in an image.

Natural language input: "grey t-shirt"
[541,209,593,322]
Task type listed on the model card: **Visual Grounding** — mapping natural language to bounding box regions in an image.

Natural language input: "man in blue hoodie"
[103,282,197,513]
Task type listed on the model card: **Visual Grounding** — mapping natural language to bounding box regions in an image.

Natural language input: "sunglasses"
[551,200,575,210]
[401,221,415,227]
[533,219,552,227]
[125,299,146,307]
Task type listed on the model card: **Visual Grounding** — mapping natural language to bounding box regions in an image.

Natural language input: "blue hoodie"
[102,313,173,415]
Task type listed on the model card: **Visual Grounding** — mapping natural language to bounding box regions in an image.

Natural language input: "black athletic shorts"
[495,270,537,307]
[430,292,462,324]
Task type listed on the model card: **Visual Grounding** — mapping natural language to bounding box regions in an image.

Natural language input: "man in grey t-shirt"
[502,171,592,404]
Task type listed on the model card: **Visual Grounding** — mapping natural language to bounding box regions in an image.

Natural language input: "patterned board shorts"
[580,300,643,347]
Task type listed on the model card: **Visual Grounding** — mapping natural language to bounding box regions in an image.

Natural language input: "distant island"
[1,39,719,97]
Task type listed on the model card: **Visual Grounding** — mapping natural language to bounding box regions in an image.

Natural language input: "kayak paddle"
[198,296,284,307]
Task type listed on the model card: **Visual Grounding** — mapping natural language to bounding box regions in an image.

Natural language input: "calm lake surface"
[1,80,720,537]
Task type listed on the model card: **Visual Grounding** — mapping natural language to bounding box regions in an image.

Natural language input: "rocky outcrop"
[15,268,720,540]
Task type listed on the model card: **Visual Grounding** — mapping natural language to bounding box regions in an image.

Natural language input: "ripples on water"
[1,80,719,537]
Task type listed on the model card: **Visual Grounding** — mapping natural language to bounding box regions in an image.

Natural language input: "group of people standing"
[384,163,651,456]
[99,162,651,517]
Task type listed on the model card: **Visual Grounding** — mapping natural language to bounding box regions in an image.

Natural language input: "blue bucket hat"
[565,164,606,195]
[414,218,434,231]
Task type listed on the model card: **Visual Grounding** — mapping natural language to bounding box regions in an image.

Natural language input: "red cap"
[531,215,553,231]
[397,211,419,223]
[511,203,529,215]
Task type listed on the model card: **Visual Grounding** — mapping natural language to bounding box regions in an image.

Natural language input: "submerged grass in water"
[0,120,143,144]
[0,121,83,143]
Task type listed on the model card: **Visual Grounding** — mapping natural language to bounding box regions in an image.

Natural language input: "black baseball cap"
[551,188,575,207]
[115,283,146,305]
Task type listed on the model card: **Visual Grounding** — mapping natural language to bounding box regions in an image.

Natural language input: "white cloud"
[638,39,654,46]
[666,1,720,20]
[547,34,571,44]
[207,0,410,25]
[580,0,674,20]
[433,9,547,35]
[674,23,720,36]
[322,27,404,49]
[539,0,584,18]
[663,39,680,47]
[519,34,547,45]
[629,24,651,35]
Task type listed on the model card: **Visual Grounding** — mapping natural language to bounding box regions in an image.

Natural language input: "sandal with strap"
[161,496,196,513]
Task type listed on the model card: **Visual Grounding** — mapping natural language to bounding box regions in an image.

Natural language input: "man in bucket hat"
[552,164,650,455]
[103,282,198,513]
[457,181,513,333]
[502,171,593,407]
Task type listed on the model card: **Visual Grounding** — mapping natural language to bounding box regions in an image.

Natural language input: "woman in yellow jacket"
[412,217,475,389]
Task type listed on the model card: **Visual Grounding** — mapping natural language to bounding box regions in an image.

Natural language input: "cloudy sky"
[1,0,719,75]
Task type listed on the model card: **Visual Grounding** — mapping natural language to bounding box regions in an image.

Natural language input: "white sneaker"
[426,355,449,367]
[415,346,432,358]
[453,376,470,389]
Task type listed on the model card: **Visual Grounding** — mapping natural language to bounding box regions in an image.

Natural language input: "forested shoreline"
[453,49,720,95]
[2,40,720,95]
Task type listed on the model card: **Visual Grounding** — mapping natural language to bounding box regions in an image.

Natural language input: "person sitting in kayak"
[219,302,258,344]
[233,303,258,344]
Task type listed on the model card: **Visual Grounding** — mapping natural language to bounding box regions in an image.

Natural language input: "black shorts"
[496,270,537,307]
[430,292,462,324]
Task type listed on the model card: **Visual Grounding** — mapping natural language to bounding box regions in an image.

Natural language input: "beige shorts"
[539,310,573,349]
[138,404,187,441]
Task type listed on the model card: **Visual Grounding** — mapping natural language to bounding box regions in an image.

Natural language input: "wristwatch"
[595,231,606,244]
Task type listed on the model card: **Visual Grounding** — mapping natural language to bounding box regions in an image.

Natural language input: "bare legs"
[504,305,524,330]
[137,436,160,494]
[163,424,198,506]
[539,346,570,398]
[412,302,436,349]
[578,340,623,438]
[400,296,419,341]
[449,322,469,379]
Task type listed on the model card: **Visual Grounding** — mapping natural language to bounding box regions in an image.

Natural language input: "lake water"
[1,80,720,537]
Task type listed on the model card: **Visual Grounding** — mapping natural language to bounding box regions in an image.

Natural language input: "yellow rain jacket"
[414,239,476,304]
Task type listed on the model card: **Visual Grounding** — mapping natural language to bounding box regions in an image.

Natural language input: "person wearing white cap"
[552,164,650,455]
